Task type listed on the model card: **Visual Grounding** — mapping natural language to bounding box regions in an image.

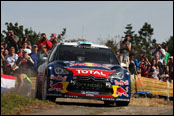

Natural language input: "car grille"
[67,75,113,94]
[76,75,108,82]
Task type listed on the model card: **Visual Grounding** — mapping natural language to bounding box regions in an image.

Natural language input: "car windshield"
[55,45,119,65]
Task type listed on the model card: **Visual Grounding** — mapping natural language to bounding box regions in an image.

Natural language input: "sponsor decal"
[112,85,129,97]
[66,68,115,78]
[48,81,69,93]
[77,69,106,76]
[81,91,99,96]
[75,82,103,89]
[50,74,67,81]
[70,62,109,69]
[114,80,129,85]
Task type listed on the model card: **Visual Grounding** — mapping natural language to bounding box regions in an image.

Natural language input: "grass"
[1,93,59,115]
[130,97,173,107]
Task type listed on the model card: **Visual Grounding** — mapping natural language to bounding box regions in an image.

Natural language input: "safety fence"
[131,74,173,97]
[30,75,173,97]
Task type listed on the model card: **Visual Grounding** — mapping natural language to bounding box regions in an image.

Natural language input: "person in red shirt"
[50,33,58,45]
[37,33,53,52]
[140,55,151,78]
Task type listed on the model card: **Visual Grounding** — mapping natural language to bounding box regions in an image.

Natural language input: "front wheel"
[42,78,56,102]
[115,101,129,106]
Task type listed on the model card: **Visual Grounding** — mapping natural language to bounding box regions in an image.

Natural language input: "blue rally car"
[35,41,131,106]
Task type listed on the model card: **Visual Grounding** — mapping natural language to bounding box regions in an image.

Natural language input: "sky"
[1,1,173,44]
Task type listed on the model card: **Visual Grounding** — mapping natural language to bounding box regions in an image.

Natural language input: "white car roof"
[60,41,109,49]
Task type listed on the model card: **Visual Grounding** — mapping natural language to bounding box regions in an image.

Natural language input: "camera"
[158,46,161,49]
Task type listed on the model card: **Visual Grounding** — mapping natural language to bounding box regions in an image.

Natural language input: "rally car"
[35,41,131,106]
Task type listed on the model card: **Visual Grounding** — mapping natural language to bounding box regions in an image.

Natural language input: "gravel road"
[25,98,173,115]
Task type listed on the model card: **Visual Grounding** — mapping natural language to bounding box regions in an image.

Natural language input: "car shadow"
[55,101,115,108]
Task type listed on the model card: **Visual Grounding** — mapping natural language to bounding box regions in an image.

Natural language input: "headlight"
[109,70,124,80]
[54,67,70,75]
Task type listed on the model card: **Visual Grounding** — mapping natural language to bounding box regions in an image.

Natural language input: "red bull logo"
[48,81,69,93]
[50,74,67,81]
[112,85,129,97]
[114,80,129,85]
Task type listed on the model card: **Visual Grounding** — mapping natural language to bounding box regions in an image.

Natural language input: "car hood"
[52,61,121,70]
[50,61,122,78]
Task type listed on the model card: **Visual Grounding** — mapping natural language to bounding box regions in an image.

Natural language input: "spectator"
[50,33,58,45]
[129,53,137,75]
[155,53,165,81]
[22,41,31,54]
[152,43,166,65]
[18,35,31,49]
[134,54,143,74]
[149,59,159,80]
[1,45,5,74]
[115,51,120,62]
[119,35,131,69]
[4,30,19,53]
[4,47,18,75]
[4,48,9,57]
[15,49,34,93]
[37,45,49,68]
[168,56,173,83]
[17,47,23,57]
[29,44,38,75]
[163,45,170,65]
[37,33,53,52]
[139,55,151,78]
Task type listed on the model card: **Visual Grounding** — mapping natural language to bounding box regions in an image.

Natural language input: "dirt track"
[25,98,173,115]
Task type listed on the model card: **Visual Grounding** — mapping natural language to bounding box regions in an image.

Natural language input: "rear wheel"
[115,101,129,106]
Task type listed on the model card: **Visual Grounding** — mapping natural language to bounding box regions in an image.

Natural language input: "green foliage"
[125,22,156,60]
[162,36,173,56]
[57,28,66,42]
[1,22,40,46]
[105,39,118,52]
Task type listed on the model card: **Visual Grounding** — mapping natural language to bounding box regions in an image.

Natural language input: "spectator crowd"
[1,30,173,90]
[1,30,58,93]
[118,35,173,83]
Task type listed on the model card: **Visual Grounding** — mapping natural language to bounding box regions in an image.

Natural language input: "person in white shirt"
[152,43,166,65]
[22,41,31,54]
[4,46,18,75]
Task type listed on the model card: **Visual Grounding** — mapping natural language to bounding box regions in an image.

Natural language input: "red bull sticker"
[112,85,129,97]
[48,81,69,93]
[114,80,129,85]
[50,74,67,81]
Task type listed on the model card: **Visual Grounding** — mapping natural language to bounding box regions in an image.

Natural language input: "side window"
[48,45,58,63]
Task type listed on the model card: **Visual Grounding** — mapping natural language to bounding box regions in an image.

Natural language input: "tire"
[42,77,56,102]
[115,101,129,106]
[35,76,42,99]
[104,101,115,106]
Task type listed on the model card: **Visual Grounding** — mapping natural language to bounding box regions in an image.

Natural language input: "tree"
[1,22,40,46]
[162,36,173,56]
[124,24,135,39]
[57,28,66,42]
[105,39,118,53]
